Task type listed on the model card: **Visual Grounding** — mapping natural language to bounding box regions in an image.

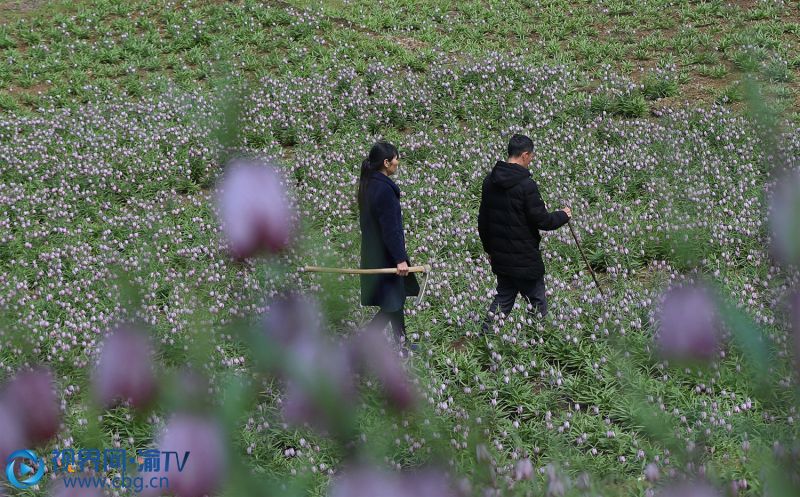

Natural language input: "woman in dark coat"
[358,141,417,343]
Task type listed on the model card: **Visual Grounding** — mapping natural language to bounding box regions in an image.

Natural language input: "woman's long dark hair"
[357,140,399,208]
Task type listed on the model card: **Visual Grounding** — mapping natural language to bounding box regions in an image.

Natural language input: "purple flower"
[475,443,492,463]
[260,294,357,433]
[3,367,60,445]
[655,284,721,362]
[217,158,296,260]
[348,325,416,412]
[514,458,534,481]
[328,466,406,497]
[645,463,660,482]
[175,367,210,402]
[793,289,800,327]
[769,170,800,266]
[404,467,466,497]
[545,464,566,497]
[729,479,747,495]
[282,340,357,432]
[93,326,157,409]
[281,379,324,431]
[262,292,322,349]
[791,288,800,366]
[657,481,722,497]
[0,401,25,464]
[328,465,464,497]
[147,414,227,497]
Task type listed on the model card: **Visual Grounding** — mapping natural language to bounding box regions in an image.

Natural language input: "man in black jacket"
[478,134,571,333]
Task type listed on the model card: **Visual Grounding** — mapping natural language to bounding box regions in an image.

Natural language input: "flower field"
[0,1,799,496]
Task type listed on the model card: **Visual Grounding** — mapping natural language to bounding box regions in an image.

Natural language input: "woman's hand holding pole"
[396,261,409,276]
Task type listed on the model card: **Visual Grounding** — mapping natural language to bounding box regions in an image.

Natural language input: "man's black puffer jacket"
[478,160,569,280]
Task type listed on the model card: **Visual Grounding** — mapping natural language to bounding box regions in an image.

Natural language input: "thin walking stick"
[566,219,605,297]
[542,190,606,299]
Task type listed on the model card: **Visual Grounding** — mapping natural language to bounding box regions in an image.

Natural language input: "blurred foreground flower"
[328,465,465,497]
[475,443,492,464]
[93,326,157,409]
[645,463,660,482]
[514,458,534,481]
[0,401,25,463]
[348,325,416,411]
[176,367,211,401]
[144,413,228,497]
[3,367,60,445]
[262,292,322,351]
[793,289,800,331]
[282,339,357,433]
[728,479,748,495]
[655,284,721,362]
[656,480,722,497]
[769,170,800,266]
[217,158,296,260]
[545,464,567,497]
[256,292,358,434]
[791,288,800,368]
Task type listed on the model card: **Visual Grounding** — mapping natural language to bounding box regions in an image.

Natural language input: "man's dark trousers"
[481,274,547,333]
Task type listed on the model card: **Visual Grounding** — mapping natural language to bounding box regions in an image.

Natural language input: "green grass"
[0,0,798,120]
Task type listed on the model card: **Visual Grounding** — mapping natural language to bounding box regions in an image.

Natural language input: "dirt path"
[0,0,50,17]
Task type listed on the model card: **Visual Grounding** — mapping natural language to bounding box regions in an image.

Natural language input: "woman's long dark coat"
[359,171,418,311]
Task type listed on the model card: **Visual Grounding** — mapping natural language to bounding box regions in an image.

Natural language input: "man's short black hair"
[508,134,534,158]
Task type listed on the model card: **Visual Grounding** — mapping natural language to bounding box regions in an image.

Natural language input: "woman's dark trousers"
[368,307,406,341]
